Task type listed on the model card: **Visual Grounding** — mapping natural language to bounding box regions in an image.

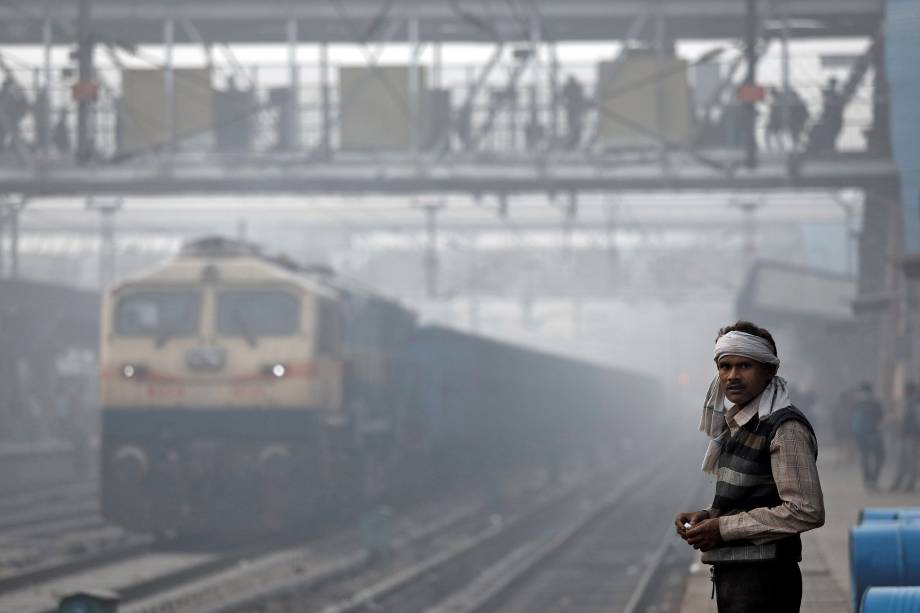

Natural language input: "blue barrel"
[860,507,920,523]
[850,522,920,611]
[861,587,920,613]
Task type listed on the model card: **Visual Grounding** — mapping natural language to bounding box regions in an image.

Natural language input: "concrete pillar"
[854,185,903,406]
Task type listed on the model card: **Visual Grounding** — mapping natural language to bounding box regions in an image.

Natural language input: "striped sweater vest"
[701,405,816,564]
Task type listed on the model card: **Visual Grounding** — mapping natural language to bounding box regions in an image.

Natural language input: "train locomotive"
[100,237,657,537]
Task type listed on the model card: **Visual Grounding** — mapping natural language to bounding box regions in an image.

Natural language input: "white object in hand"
[683,522,692,529]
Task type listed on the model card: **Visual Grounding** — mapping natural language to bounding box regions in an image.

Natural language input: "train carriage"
[100,236,657,538]
[101,237,414,535]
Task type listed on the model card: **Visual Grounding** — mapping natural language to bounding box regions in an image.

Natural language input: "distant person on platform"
[764,87,810,151]
[890,381,919,492]
[0,76,29,151]
[561,75,586,150]
[675,321,824,613]
[850,382,885,491]
[52,109,71,155]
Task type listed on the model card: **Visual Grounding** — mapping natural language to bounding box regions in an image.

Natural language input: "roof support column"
[41,4,53,160]
[408,13,421,158]
[319,38,331,158]
[287,16,301,151]
[529,11,543,152]
[163,16,176,151]
[743,0,758,168]
[780,0,791,153]
[654,1,670,169]
[548,42,559,149]
[75,0,95,165]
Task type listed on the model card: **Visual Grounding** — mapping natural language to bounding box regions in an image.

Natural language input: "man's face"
[717,354,775,407]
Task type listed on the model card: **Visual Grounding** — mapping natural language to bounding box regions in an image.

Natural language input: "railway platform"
[677,445,919,613]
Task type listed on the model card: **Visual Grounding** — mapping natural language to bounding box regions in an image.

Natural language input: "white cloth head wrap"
[699,331,789,474]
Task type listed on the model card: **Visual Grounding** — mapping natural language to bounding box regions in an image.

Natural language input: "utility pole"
[732,200,762,265]
[9,205,18,278]
[86,197,123,289]
[0,199,25,279]
[419,202,445,299]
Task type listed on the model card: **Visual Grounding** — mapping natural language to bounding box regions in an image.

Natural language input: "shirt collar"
[725,394,760,433]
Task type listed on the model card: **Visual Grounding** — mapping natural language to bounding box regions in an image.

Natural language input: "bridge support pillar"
[853,185,903,406]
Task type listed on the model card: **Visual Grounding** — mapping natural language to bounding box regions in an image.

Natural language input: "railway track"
[187,447,693,613]
[305,454,695,613]
[0,479,153,599]
[443,453,711,613]
[0,483,501,613]
[0,444,701,613]
[0,480,97,533]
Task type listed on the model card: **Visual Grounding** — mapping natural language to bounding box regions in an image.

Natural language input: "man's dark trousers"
[714,561,802,612]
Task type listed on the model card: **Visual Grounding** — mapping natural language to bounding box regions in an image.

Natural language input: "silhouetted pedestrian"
[561,75,586,150]
[52,109,71,155]
[787,88,809,148]
[807,77,843,154]
[764,87,810,152]
[850,382,885,491]
[0,76,29,151]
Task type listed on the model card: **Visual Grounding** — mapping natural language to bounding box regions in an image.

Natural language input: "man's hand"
[675,510,710,540]
[684,518,724,551]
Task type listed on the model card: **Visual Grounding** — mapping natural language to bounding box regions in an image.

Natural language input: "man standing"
[675,321,824,613]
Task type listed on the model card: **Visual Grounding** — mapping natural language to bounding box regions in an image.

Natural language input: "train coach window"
[114,291,200,338]
[217,290,300,337]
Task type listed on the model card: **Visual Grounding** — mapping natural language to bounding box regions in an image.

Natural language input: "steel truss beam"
[0,154,896,197]
[0,1,884,45]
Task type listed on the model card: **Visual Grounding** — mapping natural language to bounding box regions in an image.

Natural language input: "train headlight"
[121,364,147,379]
[263,363,287,378]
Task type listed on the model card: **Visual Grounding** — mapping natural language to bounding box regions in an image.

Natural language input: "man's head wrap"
[699,331,790,474]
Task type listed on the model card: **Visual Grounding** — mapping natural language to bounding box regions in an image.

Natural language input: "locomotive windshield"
[216,289,300,338]
[114,290,201,339]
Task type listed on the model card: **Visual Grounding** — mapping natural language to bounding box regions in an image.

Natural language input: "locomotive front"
[100,241,345,536]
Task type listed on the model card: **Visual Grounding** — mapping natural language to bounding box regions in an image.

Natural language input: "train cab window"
[114,291,200,338]
[216,289,300,337]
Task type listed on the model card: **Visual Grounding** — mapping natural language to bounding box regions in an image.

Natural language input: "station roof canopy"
[0,0,884,45]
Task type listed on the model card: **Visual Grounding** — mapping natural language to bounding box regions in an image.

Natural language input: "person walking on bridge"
[675,321,825,613]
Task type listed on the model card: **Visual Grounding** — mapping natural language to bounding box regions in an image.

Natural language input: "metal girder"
[801,31,879,156]
[0,1,884,45]
[0,154,896,196]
